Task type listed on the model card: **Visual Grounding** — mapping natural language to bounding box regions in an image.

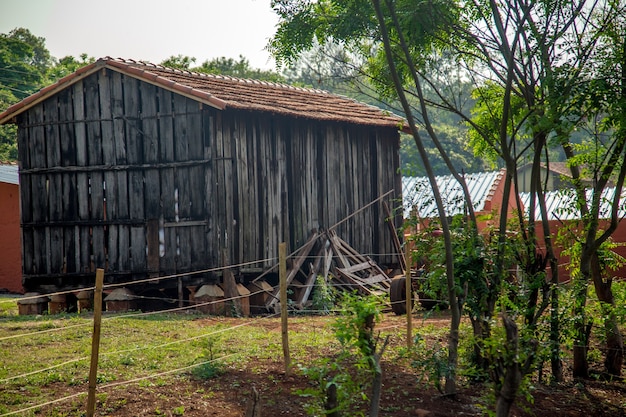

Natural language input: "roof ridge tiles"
[103,57,335,95]
[1,56,406,129]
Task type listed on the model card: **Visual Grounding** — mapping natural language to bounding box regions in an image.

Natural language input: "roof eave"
[0,58,228,125]
[0,60,105,125]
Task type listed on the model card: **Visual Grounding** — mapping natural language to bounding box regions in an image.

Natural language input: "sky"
[0,0,280,70]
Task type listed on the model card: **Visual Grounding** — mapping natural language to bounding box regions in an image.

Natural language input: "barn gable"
[0,58,404,293]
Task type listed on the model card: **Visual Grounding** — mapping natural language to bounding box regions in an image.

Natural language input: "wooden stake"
[86,268,104,417]
[279,242,291,375]
[405,243,413,349]
[178,277,183,308]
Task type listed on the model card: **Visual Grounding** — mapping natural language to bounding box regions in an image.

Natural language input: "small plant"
[297,292,387,417]
[409,333,449,394]
[172,405,185,415]
[191,338,225,380]
[311,275,336,314]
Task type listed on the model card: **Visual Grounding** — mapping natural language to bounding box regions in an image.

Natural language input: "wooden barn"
[0,57,404,294]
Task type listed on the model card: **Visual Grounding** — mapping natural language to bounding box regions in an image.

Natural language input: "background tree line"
[3,6,626,414]
[0,27,490,174]
[269,1,626,416]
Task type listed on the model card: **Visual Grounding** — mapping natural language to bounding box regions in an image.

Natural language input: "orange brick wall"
[0,182,22,293]
[543,219,626,283]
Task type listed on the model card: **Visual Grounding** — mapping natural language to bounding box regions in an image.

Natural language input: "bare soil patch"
[32,314,626,417]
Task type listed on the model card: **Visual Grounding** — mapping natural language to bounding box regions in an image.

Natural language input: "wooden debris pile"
[259,230,393,313]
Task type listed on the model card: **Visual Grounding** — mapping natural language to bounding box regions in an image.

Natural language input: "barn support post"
[86,268,104,417]
[279,242,291,376]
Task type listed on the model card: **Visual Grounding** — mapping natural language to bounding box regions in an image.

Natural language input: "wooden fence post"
[86,268,105,417]
[279,242,291,375]
[405,242,413,349]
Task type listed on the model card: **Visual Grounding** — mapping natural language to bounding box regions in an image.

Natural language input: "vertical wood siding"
[17,69,401,291]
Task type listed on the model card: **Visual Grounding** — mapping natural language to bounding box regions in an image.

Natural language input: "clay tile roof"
[0,57,406,130]
[540,161,572,178]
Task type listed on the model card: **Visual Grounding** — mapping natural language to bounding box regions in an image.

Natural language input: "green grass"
[0,306,341,416]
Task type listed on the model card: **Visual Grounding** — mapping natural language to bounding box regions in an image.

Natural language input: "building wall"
[536,219,626,283]
[0,182,22,293]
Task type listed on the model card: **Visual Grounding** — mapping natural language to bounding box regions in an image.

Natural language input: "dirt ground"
[34,314,626,417]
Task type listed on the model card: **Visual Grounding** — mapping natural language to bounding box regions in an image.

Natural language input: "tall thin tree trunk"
[372,0,461,396]
[572,247,591,378]
[494,316,523,417]
[591,253,623,376]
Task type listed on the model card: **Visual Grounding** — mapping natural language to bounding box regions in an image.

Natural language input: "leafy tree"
[160,54,197,70]
[161,54,285,82]
[0,28,50,100]
[270,0,472,397]
[544,1,626,377]
[0,28,54,160]
[46,54,95,80]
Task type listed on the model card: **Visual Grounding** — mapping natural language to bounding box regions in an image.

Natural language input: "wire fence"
[0,277,416,416]
[0,230,418,416]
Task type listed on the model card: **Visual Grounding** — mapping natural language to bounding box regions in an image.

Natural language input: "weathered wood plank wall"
[17,68,401,291]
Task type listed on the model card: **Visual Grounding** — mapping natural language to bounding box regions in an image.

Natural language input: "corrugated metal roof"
[520,187,626,221]
[402,170,502,218]
[0,164,18,185]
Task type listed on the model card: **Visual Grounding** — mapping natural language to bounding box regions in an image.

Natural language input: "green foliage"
[271,0,495,175]
[467,82,528,164]
[0,28,51,100]
[311,275,336,314]
[160,54,285,82]
[46,54,95,80]
[408,333,449,393]
[332,292,382,359]
[191,338,225,380]
[0,28,95,161]
[297,293,383,416]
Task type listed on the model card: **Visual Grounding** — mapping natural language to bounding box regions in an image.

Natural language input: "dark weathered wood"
[190,223,206,270]
[20,159,212,174]
[102,70,121,271]
[295,243,325,308]
[383,201,406,271]
[123,76,141,165]
[174,94,189,162]
[203,110,217,268]
[99,69,115,165]
[85,75,103,167]
[265,233,318,309]
[92,226,105,270]
[58,89,76,166]
[71,81,90,274]
[222,112,234,256]
[147,219,159,274]
[160,168,177,273]
[158,89,174,162]
[234,117,247,264]
[17,69,402,291]
[43,97,64,274]
[73,81,87,168]
[130,226,146,271]
[177,226,192,272]
[110,71,127,164]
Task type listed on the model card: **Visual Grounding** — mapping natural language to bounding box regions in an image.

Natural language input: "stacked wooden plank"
[263,230,393,312]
